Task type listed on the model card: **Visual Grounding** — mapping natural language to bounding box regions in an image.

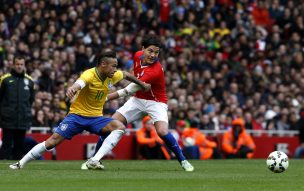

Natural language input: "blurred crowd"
[0,0,304,131]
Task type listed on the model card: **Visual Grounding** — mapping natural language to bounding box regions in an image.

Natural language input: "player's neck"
[141,62,149,66]
[141,59,151,66]
[95,67,107,81]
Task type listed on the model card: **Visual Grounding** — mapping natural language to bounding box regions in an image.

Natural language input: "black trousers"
[226,145,253,159]
[0,128,26,160]
[139,143,166,160]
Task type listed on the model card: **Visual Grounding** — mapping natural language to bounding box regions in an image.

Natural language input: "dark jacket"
[0,70,34,129]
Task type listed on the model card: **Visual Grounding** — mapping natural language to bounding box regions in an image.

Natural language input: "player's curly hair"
[142,34,162,48]
[95,50,117,66]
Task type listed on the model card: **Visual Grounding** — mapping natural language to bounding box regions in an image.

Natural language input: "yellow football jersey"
[69,67,123,116]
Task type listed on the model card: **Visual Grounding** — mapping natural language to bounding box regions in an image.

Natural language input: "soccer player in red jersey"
[82,35,194,171]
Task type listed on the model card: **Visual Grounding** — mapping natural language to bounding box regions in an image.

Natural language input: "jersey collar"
[95,67,106,82]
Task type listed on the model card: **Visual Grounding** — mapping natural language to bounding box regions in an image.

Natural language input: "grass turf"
[0,160,303,191]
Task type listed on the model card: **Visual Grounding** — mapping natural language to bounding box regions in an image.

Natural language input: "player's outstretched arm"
[122,71,151,92]
[107,83,142,101]
[107,91,120,101]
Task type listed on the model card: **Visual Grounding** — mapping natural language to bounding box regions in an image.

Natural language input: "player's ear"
[100,60,107,67]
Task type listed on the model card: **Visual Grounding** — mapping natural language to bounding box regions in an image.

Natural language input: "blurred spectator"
[136,116,170,160]
[251,1,273,27]
[32,110,46,127]
[244,112,254,130]
[38,67,54,92]
[171,119,187,148]
[222,118,256,159]
[199,114,215,130]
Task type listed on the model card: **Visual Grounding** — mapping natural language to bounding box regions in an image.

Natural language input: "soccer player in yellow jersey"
[9,51,150,170]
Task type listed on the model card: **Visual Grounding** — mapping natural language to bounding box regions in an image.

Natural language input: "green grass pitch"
[1,160,303,191]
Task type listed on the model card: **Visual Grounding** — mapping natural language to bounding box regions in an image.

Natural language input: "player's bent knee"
[154,121,169,136]
[156,128,168,137]
[114,120,126,131]
[105,120,126,132]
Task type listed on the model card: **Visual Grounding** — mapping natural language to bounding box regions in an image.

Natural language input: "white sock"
[19,141,47,167]
[91,130,124,161]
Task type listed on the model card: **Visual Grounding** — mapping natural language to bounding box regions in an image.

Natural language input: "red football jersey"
[133,51,168,104]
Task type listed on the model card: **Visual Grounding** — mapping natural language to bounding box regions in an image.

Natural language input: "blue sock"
[161,133,186,162]
[94,133,109,154]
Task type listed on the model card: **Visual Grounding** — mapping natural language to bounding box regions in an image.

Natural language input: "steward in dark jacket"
[0,56,34,159]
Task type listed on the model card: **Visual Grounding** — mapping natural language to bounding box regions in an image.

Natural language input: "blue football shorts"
[54,114,113,140]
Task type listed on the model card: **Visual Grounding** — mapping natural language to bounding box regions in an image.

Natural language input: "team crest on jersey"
[24,79,29,90]
[59,123,68,131]
[24,79,29,85]
[108,81,113,89]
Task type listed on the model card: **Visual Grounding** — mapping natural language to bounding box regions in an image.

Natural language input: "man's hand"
[142,82,151,92]
[66,83,81,100]
[66,87,77,100]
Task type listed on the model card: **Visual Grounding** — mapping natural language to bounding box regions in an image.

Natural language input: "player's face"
[14,58,26,74]
[102,58,118,78]
[142,45,160,65]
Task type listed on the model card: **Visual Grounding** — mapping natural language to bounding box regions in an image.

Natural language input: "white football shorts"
[116,97,168,124]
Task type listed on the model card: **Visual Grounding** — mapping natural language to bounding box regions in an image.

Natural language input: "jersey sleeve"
[79,70,93,84]
[112,70,124,85]
[0,74,9,87]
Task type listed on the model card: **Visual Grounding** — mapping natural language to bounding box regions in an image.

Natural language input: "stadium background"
[0,0,303,159]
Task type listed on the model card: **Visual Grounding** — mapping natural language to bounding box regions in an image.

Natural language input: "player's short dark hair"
[142,34,162,48]
[13,55,26,64]
[95,50,117,66]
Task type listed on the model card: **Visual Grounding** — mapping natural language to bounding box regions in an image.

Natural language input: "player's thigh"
[146,101,169,136]
[145,101,168,123]
[89,116,124,134]
[116,97,144,123]
[54,114,85,140]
